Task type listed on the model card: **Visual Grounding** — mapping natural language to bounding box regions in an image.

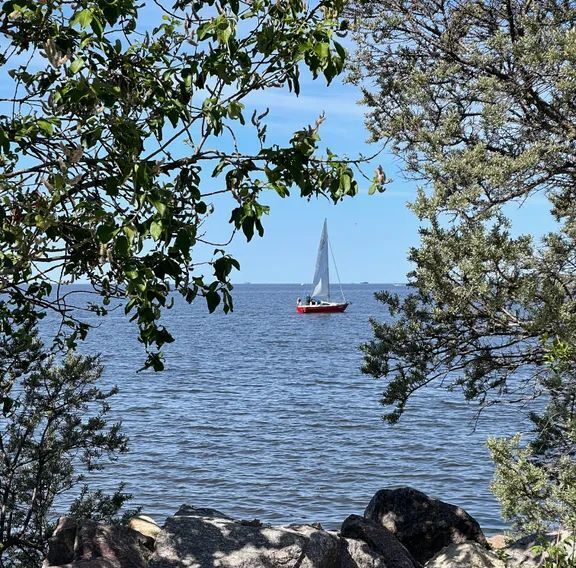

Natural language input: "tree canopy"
[0,0,360,375]
[349,0,576,531]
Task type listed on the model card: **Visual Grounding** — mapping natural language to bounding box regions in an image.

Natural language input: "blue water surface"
[48,284,526,533]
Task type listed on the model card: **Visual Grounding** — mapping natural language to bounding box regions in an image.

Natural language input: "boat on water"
[296,220,348,314]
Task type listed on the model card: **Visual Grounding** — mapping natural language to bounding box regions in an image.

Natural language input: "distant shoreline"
[230,282,408,286]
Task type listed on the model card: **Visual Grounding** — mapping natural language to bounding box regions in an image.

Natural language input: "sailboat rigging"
[296,220,348,314]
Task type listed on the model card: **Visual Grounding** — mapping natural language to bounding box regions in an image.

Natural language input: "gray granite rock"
[339,538,388,568]
[424,542,505,568]
[150,505,341,567]
[503,533,544,567]
[364,488,488,564]
[44,517,150,568]
[340,515,421,568]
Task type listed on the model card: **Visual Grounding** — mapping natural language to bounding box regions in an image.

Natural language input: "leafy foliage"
[488,340,576,534]
[349,0,576,532]
[488,434,576,536]
[0,331,128,568]
[531,535,576,568]
[0,0,358,375]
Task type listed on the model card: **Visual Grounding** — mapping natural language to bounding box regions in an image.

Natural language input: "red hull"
[296,303,348,314]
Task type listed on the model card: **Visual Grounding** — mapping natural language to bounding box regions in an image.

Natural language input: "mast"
[329,237,346,303]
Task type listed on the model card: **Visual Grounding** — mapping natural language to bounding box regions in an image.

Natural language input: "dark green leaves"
[114,235,130,257]
[230,201,268,242]
[205,290,220,313]
[97,223,116,243]
[213,255,240,281]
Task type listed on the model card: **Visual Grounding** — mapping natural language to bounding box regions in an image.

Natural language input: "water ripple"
[46,284,523,534]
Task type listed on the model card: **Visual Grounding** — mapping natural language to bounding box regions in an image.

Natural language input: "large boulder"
[364,488,488,564]
[44,517,151,568]
[149,505,341,567]
[424,542,505,568]
[340,515,421,568]
[339,538,388,568]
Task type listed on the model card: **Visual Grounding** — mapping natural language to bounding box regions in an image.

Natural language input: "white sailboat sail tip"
[311,220,330,298]
[312,277,326,298]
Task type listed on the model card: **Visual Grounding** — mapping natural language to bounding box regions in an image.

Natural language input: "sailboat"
[296,220,349,314]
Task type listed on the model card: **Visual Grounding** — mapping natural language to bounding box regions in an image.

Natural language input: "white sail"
[311,220,330,298]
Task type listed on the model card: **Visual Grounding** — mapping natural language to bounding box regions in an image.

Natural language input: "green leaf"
[228,101,245,121]
[314,42,330,59]
[213,256,236,280]
[70,57,85,74]
[197,21,213,40]
[150,199,167,217]
[97,223,116,243]
[217,24,232,45]
[0,127,10,153]
[206,290,220,313]
[37,119,53,135]
[175,228,193,253]
[229,0,239,14]
[90,15,104,37]
[72,9,93,29]
[150,220,163,241]
[146,352,165,371]
[242,217,255,241]
[333,41,346,60]
[340,173,351,194]
[2,395,14,416]
[115,235,130,257]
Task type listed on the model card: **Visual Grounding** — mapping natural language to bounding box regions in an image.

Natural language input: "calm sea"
[48,284,524,533]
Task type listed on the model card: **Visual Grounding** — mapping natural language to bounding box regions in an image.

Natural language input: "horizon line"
[230,282,408,286]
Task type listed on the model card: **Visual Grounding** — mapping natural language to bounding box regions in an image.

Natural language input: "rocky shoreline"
[43,487,560,567]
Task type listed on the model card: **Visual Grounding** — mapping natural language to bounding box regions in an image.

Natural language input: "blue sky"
[204,74,422,284]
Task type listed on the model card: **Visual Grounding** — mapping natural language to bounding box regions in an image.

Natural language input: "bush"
[0,331,129,567]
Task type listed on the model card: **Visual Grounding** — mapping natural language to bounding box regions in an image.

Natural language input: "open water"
[51,284,525,533]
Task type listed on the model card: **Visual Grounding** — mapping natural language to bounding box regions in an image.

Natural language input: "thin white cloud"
[243,89,366,118]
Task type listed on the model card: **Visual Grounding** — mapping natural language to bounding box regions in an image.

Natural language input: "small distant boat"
[296,220,348,314]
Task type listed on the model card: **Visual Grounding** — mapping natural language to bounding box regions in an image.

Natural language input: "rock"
[128,515,161,550]
[340,515,421,568]
[504,531,575,567]
[45,517,78,566]
[44,517,151,568]
[486,535,508,550]
[339,538,388,568]
[58,561,119,568]
[503,533,543,567]
[150,505,341,567]
[364,487,488,564]
[424,542,505,568]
